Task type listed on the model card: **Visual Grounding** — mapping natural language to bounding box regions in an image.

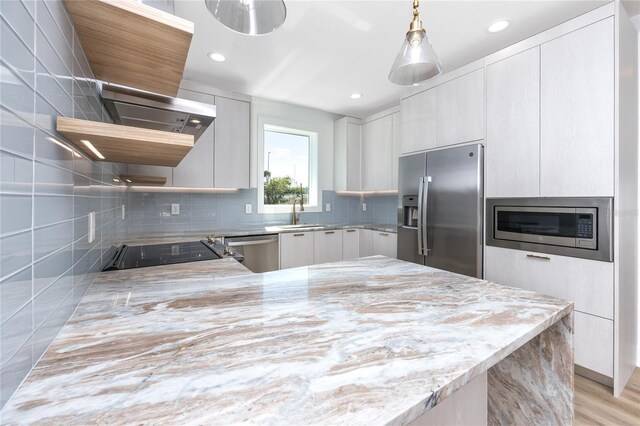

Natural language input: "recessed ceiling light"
[350,93,363,100]
[488,20,510,33]
[208,52,226,62]
[190,119,201,124]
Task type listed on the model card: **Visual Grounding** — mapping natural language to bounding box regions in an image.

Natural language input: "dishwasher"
[224,234,279,273]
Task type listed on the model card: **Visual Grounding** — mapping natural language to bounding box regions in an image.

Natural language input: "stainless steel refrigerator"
[397,143,483,278]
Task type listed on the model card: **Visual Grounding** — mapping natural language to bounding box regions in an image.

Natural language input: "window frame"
[257,117,320,214]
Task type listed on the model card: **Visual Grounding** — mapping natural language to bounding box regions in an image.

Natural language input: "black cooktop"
[103,240,223,271]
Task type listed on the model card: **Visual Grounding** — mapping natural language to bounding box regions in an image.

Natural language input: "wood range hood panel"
[64,0,194,97]
[57,117,194,167]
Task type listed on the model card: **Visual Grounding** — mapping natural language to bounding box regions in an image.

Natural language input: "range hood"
[101,82,216,141]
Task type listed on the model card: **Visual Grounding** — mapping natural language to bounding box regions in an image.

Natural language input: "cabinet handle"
[293,233,305,237]
[346,229,356,233]
[325,231,335,234]
[526,254,550,261]
[379,233,389,237]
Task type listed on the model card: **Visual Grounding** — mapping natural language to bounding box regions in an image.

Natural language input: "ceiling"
[175,0,611,118]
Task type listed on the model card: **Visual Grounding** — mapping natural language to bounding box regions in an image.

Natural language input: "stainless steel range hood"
[101,82,215,141]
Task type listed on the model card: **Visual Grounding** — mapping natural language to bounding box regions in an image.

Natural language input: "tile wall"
[0,0,128,407]
[127,189,398,236]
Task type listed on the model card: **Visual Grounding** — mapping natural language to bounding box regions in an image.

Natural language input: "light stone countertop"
[0,256,572,425]
[123,223,397,245]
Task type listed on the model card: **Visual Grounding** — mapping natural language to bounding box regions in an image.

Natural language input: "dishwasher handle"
[224,234,279,247]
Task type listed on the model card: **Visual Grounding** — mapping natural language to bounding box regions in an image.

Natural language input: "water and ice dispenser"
[402,195,419,228]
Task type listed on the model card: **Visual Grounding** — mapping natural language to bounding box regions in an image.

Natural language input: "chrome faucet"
[292,195,305,225]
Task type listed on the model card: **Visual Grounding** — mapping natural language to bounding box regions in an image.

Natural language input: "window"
[258,123,319,213]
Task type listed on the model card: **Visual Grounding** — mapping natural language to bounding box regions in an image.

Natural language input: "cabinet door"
[392,112,400,191]
[342,229,359,260]
[313,230,343,264]
[127,164,173,186]
[400,88,436,154]
[436,68,485,147]
[280,232,314,269]
[540,18,614,197]
[486,48,540,197]
[361,115,393,191]
[214,96,250,189]
[173,89,214,188]
[346,123,361,191]
[574,311,614,377]
[359,229,373,257]
[485,246,613,319]
[372,231,397,258]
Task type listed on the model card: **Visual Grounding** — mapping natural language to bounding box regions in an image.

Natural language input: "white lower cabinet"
[342,229,360,260]
[372,231,397,258]
[359,229,373,257]
[313,230,343,264]
[280,232,314,269]
[574,311,614,377]
[485,246,614,377]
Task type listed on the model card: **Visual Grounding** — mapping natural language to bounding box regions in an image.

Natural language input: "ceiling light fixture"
[208,52,226,62]
[350,93,363,100]
[205,0,287,36]
[190,119,202,124]
[81,139,105,160]
[388,0,442,86]
[488,20,510,33]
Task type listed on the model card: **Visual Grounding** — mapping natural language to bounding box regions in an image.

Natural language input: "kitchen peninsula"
[0,257,573,425]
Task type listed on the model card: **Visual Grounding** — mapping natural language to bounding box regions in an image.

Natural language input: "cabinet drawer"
[485,246,613,319]
[372,231,397,258]
[575,311,613,377]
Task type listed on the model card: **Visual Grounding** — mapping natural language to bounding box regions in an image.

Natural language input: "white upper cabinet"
[392,112,400,191]
[486,47,540,198]
[436,68,485,147]
[400,88,436,154]
[540,18,614,197]
[361,114,393,191]
[214,96,250,189]
[173,89,215,188]
[334,117,361,191]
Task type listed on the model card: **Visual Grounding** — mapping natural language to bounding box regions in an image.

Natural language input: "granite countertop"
[123,223,397,245]
[1,256,572,425]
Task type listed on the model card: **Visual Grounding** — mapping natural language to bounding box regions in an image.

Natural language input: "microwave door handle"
[417,177,425,256]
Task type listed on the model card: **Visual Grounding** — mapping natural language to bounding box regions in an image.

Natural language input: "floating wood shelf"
[56,117,194,167]
[64,0,194,97]
[119,174,167,185]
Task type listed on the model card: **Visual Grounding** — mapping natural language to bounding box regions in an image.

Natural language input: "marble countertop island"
[1,257,573,425]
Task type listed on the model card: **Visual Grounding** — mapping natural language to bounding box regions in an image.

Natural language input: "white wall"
[635,14,640,366]
[249,98,341,191]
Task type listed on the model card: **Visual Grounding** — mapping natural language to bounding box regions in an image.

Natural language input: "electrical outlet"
[362,202,367,212]
[245,204,252,214]
[325,203,331,212]
[171,203,180,215]
[121,204,126,220]
[88,212,95,243]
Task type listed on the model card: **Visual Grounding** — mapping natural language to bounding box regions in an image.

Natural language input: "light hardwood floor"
[576,369,640,425]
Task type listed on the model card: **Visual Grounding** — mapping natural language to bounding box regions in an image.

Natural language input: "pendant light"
[205,0,287,36]
[388,0,442,85]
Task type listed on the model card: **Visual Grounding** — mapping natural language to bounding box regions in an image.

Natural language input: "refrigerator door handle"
[423,176,431,256]
[417,177,425,256]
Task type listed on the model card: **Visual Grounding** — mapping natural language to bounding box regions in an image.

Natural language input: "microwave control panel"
[575,214,594,239]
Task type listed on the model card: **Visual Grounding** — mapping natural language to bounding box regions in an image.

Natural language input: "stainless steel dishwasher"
[224,234,279,273]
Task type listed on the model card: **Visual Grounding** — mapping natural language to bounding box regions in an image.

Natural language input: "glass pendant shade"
[205,0,287,36]
[388,1,442,85]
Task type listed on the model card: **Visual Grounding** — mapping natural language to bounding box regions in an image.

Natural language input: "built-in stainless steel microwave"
[486,197,613,262]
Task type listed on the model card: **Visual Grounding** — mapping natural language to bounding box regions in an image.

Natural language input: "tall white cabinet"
[539,17,615,197]
[486,47,540,198]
